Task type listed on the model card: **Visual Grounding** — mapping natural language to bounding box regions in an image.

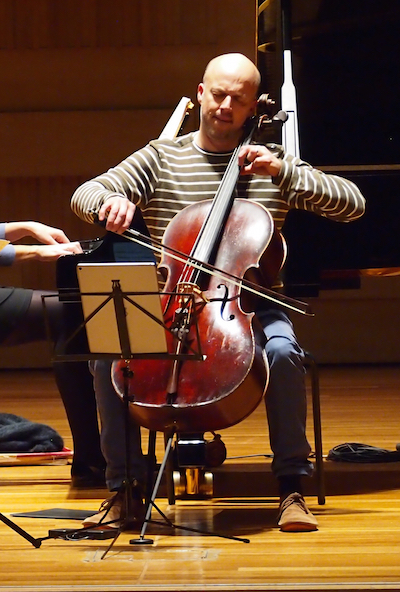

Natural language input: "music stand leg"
[100,363,147,559]
[130,430,175,544]
[0,512,41,548]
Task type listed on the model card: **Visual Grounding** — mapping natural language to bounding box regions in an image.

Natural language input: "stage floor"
[1,365,400,592]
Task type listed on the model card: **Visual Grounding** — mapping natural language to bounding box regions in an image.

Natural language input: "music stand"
[72,262,249,553]
[76,261,168,358]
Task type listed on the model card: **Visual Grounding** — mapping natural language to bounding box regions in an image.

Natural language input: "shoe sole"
[279,522,318,532]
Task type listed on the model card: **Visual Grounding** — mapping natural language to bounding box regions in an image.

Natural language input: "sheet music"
[77,261,168,355]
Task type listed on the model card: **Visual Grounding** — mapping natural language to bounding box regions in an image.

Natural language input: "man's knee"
[266,336,303,369]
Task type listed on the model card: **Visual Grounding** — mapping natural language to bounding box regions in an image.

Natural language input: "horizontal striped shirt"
[71,132,365,247]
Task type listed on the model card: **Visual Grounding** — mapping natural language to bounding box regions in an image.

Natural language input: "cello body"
[112,198,285,433]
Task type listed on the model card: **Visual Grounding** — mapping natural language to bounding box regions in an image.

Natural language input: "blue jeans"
[92,308,313,491]
[259,308,313,478]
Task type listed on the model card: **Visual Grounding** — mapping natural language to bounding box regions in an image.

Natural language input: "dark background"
[258,0,400,294]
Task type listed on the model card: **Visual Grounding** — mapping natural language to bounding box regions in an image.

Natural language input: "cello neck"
[188,121,257,273]
[159,97,194,140]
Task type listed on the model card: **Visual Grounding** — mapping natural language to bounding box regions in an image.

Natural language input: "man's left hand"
[238,144,282,177]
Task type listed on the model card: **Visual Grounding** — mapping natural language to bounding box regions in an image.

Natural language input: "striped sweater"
[71,132,365,247]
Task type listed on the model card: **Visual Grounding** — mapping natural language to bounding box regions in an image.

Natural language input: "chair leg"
[304,351,326,505]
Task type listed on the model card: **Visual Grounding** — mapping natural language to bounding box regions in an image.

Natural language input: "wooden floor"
[1,365,400,592]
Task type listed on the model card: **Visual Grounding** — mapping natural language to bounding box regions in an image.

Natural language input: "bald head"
[196,53,260,151]
[203,53,261,98]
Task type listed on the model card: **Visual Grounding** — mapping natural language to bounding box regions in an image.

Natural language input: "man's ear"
[248,98,257,118]
[197,83,204,105]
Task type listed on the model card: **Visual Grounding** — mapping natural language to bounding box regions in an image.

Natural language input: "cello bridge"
[177,282,209,303]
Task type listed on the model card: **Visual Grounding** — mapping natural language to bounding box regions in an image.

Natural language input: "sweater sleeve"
[71,144,160,224]
[0,223,16,266]
[272,153,365,222]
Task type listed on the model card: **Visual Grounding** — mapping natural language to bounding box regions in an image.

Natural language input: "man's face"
[197,70,257,151]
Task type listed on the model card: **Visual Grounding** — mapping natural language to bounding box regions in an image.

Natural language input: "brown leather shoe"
[82,484,145,530]
[278,492,318,532]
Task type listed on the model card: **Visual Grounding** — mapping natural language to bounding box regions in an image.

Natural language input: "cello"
[110,105,289,435]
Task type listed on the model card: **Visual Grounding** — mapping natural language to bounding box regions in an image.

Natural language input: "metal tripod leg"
[100,363,144,559]
[130,431,175,544]
[0,512,41,548]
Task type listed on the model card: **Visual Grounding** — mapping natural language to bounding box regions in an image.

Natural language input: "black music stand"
[44,261,248,556]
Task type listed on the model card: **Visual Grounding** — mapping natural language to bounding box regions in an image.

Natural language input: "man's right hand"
[98,196,136,233]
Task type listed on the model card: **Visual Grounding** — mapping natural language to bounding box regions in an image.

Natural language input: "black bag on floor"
[0,413,64,453]
[327,442,400,463]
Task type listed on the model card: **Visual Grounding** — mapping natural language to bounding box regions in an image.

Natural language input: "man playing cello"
[71,53,365,532]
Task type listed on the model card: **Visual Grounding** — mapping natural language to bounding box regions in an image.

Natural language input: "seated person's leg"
[53,360,105,486]
[82,359,147,529]
[91,359,146,491]
[2,289,64,345]
[0,287,34,346]
[258,307,318,532]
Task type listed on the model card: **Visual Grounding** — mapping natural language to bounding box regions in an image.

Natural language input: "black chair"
[146,350,325,507]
